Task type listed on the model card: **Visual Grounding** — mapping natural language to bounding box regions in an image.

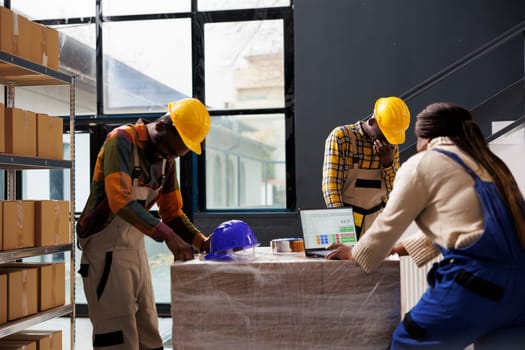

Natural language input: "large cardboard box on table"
[36,114,63,160]
[0,267,38,321]
[2,200,35,250]
[171,247,400,350]
[5,108,37,157]
[0,7,29,60]
[35,200,70,246]
[3,330,62,350]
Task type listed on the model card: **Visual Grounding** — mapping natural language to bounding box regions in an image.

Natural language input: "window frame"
[189,6,295,213]
[28,0,295,317]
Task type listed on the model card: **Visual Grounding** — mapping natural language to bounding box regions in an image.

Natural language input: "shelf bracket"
[6,82,14,108]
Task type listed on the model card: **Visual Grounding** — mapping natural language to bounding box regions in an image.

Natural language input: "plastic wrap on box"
[171,247,400,350]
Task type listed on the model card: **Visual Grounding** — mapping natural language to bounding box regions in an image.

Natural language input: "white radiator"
[399,255,441,316]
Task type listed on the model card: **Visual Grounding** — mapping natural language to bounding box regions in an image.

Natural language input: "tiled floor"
[27,316,173,350]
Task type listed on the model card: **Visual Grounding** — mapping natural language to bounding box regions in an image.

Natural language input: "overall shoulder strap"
[432,148,478,180]
[345,125,359,166]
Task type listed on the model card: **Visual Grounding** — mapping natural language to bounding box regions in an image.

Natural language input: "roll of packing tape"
[271,238,305,254]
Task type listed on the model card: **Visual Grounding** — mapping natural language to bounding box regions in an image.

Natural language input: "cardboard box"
[0,7,12,54]
[2,200,35,250]
[170,247,401,350]
[5,108,37,157]
[0,267,38,321]
[0,7,29,60]
[0,340,37,350]
[38,263,66,310]
[36,114,63,160]
[0,104,4,153]
[0,273,6,324]
[44,26,59,70]
[35,200,70,246]
[22,19,59,69]
[3,330,62,350]
[0,262,65,311]
[27,20,44,65]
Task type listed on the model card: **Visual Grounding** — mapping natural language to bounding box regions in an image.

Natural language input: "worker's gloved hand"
[166,233,194,261]
[373,139,394,167]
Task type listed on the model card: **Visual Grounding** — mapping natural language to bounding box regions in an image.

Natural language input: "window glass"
[12,0,94,20]
[205,20,284,109]
[103,0,190,16]
[56,24,97,115]
[206,114,286,209]
[199,0,289,11]
[16,23,96,116]
[103,19,192,114]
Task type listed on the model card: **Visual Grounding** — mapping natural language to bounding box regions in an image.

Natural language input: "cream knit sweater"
[352,137,491,273]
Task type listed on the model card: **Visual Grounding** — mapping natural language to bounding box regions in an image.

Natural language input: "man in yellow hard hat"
[322,96,410,238]
[76,98,211,350]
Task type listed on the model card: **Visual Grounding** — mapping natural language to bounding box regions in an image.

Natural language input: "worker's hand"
[373,139,394,167]
[200,234,212,253]
[389,242,408,256]
[165,234,194,261]
[325,243,353,260]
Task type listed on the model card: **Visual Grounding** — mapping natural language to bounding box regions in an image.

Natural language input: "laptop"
[299,207,358,258]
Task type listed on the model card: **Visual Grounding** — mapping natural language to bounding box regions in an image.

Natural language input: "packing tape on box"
[270,238,304,254]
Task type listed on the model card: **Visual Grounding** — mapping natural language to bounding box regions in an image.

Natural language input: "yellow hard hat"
[373,96,410,145]
[168,98,211,155]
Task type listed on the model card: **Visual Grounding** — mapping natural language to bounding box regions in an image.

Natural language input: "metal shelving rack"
[0,50,76,350]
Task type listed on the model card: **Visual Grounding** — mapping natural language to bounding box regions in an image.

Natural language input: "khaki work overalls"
[341,133,386,238]
[79,146,166,350]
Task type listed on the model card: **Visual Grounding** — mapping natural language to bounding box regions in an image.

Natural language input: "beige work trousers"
[79,216,163,350]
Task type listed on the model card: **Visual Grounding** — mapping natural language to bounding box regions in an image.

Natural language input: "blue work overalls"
[390,149,525,350]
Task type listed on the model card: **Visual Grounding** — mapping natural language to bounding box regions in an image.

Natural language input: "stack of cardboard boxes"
[0,262,66,322]
[0,7,64,349]
[0,200,70,252]
[0,199,69,328]
[0,6,59,70]
[0,105,64,159]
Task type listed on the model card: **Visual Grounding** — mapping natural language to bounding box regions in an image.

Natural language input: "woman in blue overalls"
[326,102,525,349]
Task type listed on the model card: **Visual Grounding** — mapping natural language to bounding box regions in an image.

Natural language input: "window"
[102,19,192,114]
[205,20,284,110]
[203,18,288,209]
[206,114,286,209]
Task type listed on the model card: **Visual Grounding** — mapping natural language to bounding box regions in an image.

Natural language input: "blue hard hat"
[205,220,259,261]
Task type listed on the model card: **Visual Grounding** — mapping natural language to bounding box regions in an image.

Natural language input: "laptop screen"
[299,208,357,252]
